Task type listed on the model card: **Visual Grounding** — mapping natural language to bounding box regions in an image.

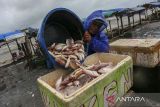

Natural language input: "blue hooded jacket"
[83,10,109,55]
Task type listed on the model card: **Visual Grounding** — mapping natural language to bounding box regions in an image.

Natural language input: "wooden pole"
[139,12,142,24]
[29,38,36,55]
[132,14,135,27]
[116,16,120,35]
[15,39,18,45]
[120,16,123,31]
[128,15,131,27]
[145,9,149,21]
[5,40,14,62]
[156,8,159,19]
[151,9,153,15]
[15,39,21,50]
[108,20,113,38]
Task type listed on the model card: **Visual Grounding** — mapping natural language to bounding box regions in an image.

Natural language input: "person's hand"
[83,31,91,43]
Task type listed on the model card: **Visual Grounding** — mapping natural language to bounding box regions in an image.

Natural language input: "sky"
[0,0,156,34]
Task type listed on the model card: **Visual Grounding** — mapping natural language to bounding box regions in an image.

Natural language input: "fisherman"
[83,10,109,55]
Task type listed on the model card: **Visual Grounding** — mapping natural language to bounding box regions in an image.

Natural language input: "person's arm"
[90,33,109,52]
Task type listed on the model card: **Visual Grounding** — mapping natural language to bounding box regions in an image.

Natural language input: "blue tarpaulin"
[103,8,126,14]
[150,2,160,8]
[144,2,160,8]
[130,7,145,14]
[89,8,126,18]
[82,8,126,22]
[0,35,4,40]
[105,8,131,17]
[0,30,22,40]
[119,7,145,16]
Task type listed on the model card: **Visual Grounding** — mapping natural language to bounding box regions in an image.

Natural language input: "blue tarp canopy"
[119,7,146,16]
[129,7,145,14]
[0,35,4,40]
[82,8,127,20]
[102,8,126,17]
[149,2,160,8]
[111,8,131,16]
[0,30,23,40]
[113,7,145,17]
[81,8,127,23]
[144,2,160,8]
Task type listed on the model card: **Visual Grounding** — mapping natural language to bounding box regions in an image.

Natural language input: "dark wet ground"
[0,62,51,107]
[132,66,160,93]
[131,21,160,39]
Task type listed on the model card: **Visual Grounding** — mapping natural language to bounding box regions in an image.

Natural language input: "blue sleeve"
[90,33,109,52]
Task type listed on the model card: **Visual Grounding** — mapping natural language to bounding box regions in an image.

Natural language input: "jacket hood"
[84,10,108,33]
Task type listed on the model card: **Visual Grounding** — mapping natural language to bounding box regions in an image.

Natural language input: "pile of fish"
[48,39,85,69]
[55,61,114,96]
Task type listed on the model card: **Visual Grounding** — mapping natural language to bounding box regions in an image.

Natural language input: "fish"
[55,76,63,91]
[65,56,71,68]
[69,55,78,59]
[54,51,61,55]
[78,74,92,85]
[67,82,73,86]
[55,57,66,65]
[85,64,95,70]
[69,60,80,70]
[78,49,85,53]
[63,85,81,96]
[66,39,74,46]
[55,43,66,51]
[48,39,85,69]
[60,78,71,86]
[51,43,56,49]
[80,66,100,78]
[75,53,84,61]
[98,67,112,74]
[60,75,75,86]
[75,40,83,44]
[72,68,84,79]
[61,45,69,51]
[60,55,68,61]
[54,55,63,58]
[80,53,85,60]
[73,81,80,86]
[54,60,115,96]
[62,51,74,55]
[72,44,78,48]
[93,63,112,71]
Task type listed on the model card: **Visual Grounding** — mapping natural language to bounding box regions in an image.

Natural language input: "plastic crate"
[110,39,160,68]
